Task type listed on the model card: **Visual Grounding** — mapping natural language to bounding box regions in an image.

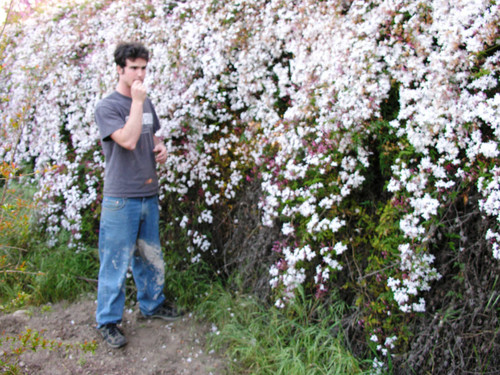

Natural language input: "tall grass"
[196,284,368,375]
[0,243,99,310]
[0,181,99,310]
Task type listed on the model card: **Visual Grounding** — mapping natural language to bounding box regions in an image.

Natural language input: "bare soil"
[0,296,227,375]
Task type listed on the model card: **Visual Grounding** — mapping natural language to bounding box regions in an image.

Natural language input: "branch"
[76,276,98,283]
[0,0,14,39]
[0,244,28,253]
[0,270,45,276]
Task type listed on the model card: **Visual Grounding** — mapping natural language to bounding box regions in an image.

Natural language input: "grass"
[0,181,99,310]
[0,243,99,310]
[196,284,368,374]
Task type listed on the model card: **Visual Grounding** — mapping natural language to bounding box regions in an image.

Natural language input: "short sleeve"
[95,102,126,141]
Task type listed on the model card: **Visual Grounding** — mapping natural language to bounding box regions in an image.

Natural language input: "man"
[95,42,181,349]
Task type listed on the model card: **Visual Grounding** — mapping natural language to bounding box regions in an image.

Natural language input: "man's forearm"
[111,80,147,150]
[110,100,144,150]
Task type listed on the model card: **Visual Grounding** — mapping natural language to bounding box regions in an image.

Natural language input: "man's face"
[117,58,147,87]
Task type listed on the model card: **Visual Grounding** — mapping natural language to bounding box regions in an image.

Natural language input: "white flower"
[387,178,401,192]
[333,242,347,255]
[412,298,426,312]
[480,141,499,158]
[410,193,439,221]
[282,222,295,235]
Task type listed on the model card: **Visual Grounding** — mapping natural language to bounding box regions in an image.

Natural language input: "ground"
[0,296,227,375]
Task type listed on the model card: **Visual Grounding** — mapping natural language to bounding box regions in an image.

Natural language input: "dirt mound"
[0,296,226,375]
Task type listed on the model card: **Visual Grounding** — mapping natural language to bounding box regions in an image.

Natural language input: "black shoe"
[142,302,184,321]
[98,323,128,349]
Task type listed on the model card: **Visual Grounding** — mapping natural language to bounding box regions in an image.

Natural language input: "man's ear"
[116,65,124,75]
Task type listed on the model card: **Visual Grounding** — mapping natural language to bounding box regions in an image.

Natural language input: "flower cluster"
[0,0,498,365]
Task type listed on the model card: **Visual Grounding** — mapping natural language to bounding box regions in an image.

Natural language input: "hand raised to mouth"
[131,80,147,103]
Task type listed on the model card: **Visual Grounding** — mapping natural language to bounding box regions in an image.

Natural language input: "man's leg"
[96,197,140,327]
[131,195,166,315]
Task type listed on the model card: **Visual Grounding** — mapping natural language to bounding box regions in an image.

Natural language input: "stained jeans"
[96,195,166,327]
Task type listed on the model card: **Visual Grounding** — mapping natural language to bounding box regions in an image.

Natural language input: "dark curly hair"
[114,42,149,68]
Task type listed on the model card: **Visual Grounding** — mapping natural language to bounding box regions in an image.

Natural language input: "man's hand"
[131,80,147,103]
[153,142,167,164]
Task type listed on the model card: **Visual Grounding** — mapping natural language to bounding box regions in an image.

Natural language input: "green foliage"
[0,179,37,248]
[197,284,368,374]
[28,245,98,304]
[356,200,412,351]
[0,244,98,311]
[162,250,219,308]
[380,82,400,122]
[0,179,99,310]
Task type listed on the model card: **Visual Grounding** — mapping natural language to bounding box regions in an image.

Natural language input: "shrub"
[0,0,499,372]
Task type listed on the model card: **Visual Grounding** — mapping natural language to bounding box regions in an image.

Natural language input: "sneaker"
[142,302,184,321]
[98,323,128,349]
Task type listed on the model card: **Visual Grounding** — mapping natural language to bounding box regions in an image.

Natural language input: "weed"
[0,327,97,374]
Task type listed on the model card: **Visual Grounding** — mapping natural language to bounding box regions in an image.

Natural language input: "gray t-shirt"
[95,91,160,197]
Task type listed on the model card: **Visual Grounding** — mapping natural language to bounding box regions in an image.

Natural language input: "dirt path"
[0,296,227,375]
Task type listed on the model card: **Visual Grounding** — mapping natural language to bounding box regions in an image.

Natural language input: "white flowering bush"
[1,0,499,372]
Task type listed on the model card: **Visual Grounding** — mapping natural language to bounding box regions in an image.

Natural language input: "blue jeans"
[96,195,166,327]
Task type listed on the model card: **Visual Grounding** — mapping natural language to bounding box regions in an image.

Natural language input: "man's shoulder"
[96,91,130,109]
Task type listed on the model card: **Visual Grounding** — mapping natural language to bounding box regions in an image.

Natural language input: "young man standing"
[95,42,181,349]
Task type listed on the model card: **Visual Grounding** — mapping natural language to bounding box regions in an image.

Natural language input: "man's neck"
[116,82,132,98]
